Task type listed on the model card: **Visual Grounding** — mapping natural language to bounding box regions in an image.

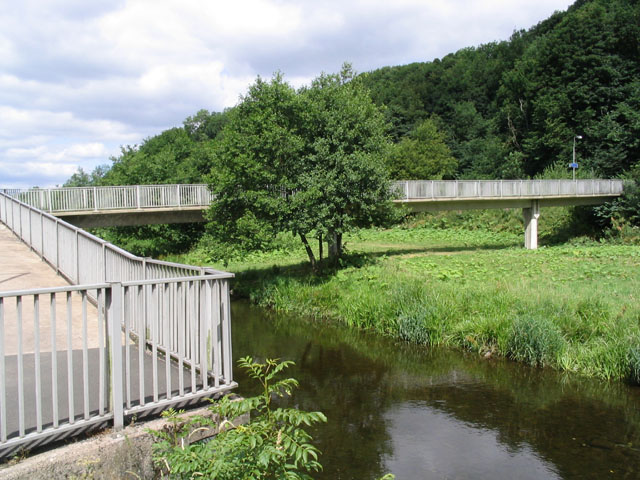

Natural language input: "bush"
[507,316,566,367]
[151,357,327,479]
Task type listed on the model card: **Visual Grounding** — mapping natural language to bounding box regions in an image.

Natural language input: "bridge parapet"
[394,179,624,200]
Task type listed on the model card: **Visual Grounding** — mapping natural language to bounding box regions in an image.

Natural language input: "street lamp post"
[572,135,582,181]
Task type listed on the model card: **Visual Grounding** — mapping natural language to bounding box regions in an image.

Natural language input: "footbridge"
[0,191,235,457]
[3,179,625,250]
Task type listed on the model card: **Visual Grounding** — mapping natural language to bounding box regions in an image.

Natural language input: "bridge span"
[3,179,625,249]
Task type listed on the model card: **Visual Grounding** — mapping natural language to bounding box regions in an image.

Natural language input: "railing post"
[75,230,80,283]
[55,219,59,274]
[404,181,409,200]
[107,283,124,430]
[136,185,141,210]
[40,211,44,260]
[177,185,181,206]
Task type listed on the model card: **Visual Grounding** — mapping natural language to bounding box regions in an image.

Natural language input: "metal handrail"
[3,180,624,214]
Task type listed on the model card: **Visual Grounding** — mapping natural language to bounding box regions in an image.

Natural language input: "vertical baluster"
[17,296,25,437]
[212,281,221,387]
[66,292,74,424]
[50,293,58,428]
[164,283,172,400]
[177,281,184,396]
[189,281,197,392]
[151,283,158,403]
[138,284,146,407]
[0,297,6,442]
[34,294,43,432]
[98,289,105,416]
[82,292,89,420]
[124,287,131,409]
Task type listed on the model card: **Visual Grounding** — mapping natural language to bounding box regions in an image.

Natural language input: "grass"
[167,209,640,382]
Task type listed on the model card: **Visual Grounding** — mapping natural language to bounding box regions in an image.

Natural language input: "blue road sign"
[569,163,579,169]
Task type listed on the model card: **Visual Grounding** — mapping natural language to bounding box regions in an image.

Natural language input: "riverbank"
[169,211,640,382]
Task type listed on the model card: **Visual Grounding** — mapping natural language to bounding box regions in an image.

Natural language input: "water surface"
[231,301,640,479]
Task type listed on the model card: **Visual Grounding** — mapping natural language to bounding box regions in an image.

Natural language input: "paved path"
[0,224,100,355]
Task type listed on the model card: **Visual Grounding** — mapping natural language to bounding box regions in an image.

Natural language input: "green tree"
[63,165,109,187]
[207,66,396,269]
[387,117,457,179]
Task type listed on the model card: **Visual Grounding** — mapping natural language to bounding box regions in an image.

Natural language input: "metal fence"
[394,179,625,200]
[0,192,235,455]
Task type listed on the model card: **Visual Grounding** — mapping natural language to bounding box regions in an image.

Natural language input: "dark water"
[231,301,640,480]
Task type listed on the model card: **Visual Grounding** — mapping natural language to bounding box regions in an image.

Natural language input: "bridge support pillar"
[523,200,540,249]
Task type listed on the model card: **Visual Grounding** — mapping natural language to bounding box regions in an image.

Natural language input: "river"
[231,301,640,479]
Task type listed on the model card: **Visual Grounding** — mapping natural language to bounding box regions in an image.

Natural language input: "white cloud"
[0,0,574,188]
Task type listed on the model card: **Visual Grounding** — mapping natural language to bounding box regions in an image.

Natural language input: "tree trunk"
[328,232,342,265]
[300,233,317,272]
[318,234,323,261]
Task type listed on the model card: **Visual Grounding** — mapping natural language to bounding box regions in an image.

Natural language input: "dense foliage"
[205,66,397,269]
[361,0,640,179]
[151,357,327,479]
[386,117,457,179]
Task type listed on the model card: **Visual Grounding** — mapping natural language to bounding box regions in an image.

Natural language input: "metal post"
[55,220,59,274]
[136,185,141,210]
[107,283,124,429]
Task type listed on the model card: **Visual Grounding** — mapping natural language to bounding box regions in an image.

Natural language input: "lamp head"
[575,135,583,140]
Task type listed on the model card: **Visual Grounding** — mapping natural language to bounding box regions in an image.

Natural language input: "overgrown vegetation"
[151,357,327,479]
[169,211,640,383]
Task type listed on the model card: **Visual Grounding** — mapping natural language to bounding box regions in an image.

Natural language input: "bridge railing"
[3,180,624,214]
[392,179,624,200]
[394,179,625,200]
[2,184,215,213]
[0,191,235,455]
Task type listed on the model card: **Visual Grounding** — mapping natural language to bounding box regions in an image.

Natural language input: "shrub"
[151,357,326,479]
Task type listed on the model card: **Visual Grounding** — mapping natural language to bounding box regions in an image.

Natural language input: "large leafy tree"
[387,117,457,179]
[206,66,395,269]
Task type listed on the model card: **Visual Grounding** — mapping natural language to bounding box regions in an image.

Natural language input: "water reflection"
[231,301,640,479]
[384,403,559,479]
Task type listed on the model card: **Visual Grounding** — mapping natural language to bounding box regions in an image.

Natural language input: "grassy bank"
[169,210,640,382]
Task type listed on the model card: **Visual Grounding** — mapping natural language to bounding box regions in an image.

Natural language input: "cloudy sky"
[1,0,574,189]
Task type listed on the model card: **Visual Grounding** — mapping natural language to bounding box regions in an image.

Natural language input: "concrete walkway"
[0,224,100,355]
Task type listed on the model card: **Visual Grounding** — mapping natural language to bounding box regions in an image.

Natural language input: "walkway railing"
[0,192,235,455]
[394,179,625,200]
[3,184,215,213]
[2,179,625,215]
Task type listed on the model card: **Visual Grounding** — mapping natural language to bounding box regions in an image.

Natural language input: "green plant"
[507,316,566,367]
[151,357,327,479]
[627,345,640,385]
